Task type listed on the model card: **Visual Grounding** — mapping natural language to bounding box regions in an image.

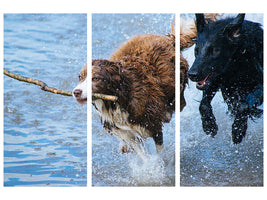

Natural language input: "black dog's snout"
[188,70,199,82]
[73,89,82,97]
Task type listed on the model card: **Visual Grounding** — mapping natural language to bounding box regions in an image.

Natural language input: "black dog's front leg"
[199,87,218,137]
[232,101,249,144]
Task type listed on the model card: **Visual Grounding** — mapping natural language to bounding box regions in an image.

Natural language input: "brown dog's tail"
[180,13,223,51]
[165,18,175,45]
[170,18,175,36]
[180,18,197,50]
[204,13,223,23]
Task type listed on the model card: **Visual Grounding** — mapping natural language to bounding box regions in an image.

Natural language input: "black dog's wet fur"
[188,14,263,144]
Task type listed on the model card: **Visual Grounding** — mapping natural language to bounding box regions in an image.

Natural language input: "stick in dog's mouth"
[92,93,118,101]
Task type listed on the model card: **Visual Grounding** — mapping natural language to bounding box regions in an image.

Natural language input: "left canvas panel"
[3,13,87,186]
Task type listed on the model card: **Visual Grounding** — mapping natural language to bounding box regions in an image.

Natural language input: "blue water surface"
[4,14,87,186]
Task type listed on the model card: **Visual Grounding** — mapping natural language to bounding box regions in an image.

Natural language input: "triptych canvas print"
[3,13,263,187]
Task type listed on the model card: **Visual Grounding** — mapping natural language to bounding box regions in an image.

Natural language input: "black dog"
[188,13,263,144]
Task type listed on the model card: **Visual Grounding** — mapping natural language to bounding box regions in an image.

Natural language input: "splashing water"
[128,153,175,186]
[92,108,175,186]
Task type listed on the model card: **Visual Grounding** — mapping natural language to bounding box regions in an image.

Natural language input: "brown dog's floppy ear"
[92,59,109,67]
[92,59,119,70]
[195,13,206,33]
[223,13,245,39]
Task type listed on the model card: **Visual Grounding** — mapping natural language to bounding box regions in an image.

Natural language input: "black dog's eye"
[211,48,220,56]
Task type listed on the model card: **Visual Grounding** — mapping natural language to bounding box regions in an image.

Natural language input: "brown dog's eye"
[92,77,99,81]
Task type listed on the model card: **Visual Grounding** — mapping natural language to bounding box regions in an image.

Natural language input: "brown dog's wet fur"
[92,31,175,160]
[180,13,222,111]
[109,34,175,122]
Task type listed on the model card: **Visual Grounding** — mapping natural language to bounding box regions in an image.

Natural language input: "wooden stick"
[4,68,118,101]
[92,93,118,101]
[4,68,72,96]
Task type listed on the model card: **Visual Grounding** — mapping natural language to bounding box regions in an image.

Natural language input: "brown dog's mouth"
[75,97,87,105]
[196,72,213,90]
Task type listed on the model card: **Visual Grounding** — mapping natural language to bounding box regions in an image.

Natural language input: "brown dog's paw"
[120,145,134,154]
[120,145,129,154]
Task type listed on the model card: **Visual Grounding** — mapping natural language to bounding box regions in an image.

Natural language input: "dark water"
[180,13,263,186]
[4,14,87,186]
[92,14,175,186]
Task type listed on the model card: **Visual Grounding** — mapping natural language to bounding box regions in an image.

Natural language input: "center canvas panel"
[92,13,176,186]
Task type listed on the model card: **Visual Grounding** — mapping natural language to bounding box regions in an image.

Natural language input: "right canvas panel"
[180,13,263,186]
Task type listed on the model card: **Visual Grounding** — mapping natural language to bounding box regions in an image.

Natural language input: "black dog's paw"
[232,129,245,144]
[232,117,248,144]
[202,117,218,137]
[232,133,243,144]
[250,107,263,119]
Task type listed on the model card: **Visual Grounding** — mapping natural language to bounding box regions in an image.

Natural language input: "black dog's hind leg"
[200,87,218,137]
[232,84,263,144]
[232,101,249,144]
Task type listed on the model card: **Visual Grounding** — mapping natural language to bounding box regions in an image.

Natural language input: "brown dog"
[92,32,175,161]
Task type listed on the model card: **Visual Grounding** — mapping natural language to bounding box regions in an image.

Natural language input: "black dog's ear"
[195,14,206,33]
[223,13,245,39]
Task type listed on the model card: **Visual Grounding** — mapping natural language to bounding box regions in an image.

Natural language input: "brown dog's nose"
[73,89,82,98]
